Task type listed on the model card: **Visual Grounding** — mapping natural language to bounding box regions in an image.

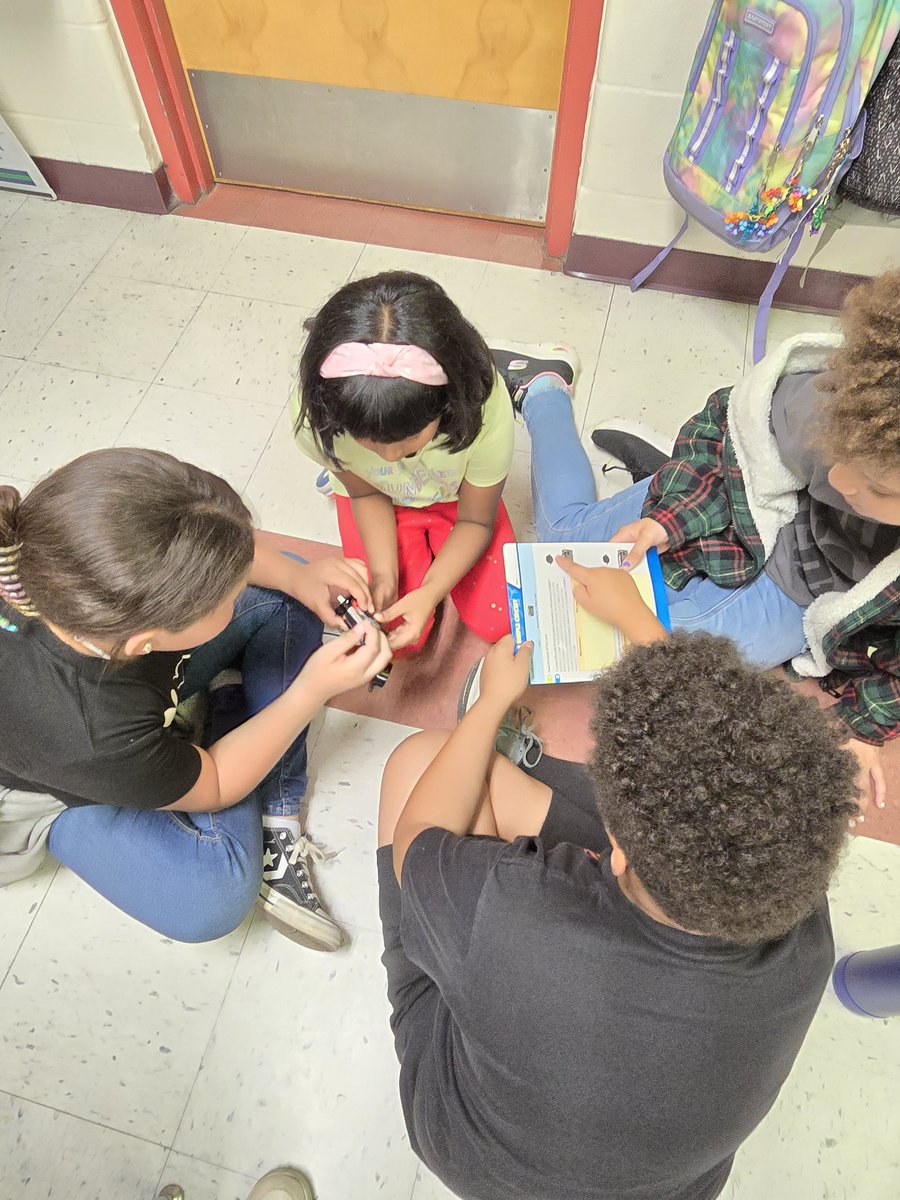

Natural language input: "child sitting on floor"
[293,271,515,654]
[0,449,389,950]
[502,271,900,810]
[377,565,859,1200]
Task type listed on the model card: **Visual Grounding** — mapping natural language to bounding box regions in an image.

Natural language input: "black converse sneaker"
[590,420,671,482]
[489,341,580,413]
[258,826,344,952]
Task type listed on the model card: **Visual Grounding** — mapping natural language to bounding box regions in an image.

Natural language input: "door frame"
[111,0,603,258]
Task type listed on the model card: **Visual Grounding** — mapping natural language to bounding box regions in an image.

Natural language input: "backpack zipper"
[725,54,785,192]
[689,27,737,162]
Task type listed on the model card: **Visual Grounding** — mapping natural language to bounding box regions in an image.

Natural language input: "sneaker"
[248,1167,315,1200]
[258,827,344,952]
[315,468,334,498]
[590,419,671,482]
[457,658,543,769]
[489,341,580,413]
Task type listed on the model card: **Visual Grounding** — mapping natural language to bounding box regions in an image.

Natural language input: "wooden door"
[163,0,571,220]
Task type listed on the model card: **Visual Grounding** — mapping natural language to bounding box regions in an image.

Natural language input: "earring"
[143,641,153,655]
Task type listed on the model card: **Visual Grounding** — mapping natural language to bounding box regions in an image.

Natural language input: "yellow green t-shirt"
[291,373,514,508]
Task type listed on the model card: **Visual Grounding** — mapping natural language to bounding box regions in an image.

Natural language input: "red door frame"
[111,0,603,257]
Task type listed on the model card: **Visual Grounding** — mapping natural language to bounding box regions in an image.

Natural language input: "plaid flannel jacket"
[642,386,900,744]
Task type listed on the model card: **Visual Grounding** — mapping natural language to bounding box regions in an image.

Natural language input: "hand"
[295,624,392,702]
[477,635,533,712]
[376,587,438,651]
[610,518,669,570]
[848,739,887,828]
[371,573,399,616]
[555,557,642,625]
[286,557,373,628]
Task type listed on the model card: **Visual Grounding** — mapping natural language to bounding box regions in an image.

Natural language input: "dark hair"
[296,271,495,467]
[590,632,858,944]
[819,269,900,470]
[0,448,254,651]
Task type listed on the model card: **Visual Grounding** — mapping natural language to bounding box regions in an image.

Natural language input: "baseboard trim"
[564,232,868,313]
[32,158,176,215]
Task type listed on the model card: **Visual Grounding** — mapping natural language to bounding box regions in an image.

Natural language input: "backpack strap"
[751,216,810,363]
[630,216,689,290]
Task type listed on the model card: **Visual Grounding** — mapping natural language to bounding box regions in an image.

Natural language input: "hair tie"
[319,342,449,387]
[0,541,39,618]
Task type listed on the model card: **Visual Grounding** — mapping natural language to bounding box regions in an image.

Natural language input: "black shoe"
[489,340,580,412]
[258,826,344,951]
[590,420,670,482]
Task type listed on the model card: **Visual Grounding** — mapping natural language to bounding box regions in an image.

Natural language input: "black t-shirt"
[398,826,833,1200]
[0,614,202,809]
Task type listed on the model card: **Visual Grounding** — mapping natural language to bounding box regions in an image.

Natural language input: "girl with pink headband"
[293,271,516,655]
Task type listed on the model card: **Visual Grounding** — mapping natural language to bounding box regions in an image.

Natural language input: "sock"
[262,812,302,839]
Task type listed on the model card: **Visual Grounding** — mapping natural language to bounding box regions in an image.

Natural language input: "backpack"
[839,33,900,213]
[633,1,900,361]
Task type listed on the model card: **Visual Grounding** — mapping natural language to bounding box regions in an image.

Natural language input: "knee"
[378,731,452,846]
[153,861,262,944]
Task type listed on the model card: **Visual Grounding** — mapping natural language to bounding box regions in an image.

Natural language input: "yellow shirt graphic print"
[292,373,515,508]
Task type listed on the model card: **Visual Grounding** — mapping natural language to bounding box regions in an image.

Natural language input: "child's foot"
[590,419,670,482]
[258,827,344,951]
[489,341,580,413]
[457,658,543,769]
[315,468,334,498]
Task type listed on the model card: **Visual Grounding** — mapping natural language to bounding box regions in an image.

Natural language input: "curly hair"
[296,271,495,469]
[590,632,858,944]
[818,270,900,470]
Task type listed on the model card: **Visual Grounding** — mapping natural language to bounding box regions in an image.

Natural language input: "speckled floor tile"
[98,211,247,290]
[0,867,249,1143]
[0,361,146,478]
[31,273,205,383]
[0,1089,167,1199]
[157,291,307,407]
[213,227,364,309]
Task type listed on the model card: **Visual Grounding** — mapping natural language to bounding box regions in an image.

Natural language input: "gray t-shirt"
[765,372,900,605]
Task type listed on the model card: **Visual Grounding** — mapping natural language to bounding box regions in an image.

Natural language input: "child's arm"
[556,558,667,645]
[392,636,532,882]
[612,387,734,567]
[378,478,505,650]
[337,469,400,613]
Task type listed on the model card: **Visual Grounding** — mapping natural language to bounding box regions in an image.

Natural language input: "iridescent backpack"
[633,0,900,360]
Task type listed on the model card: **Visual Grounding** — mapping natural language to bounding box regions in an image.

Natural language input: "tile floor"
[0,196,897,1200]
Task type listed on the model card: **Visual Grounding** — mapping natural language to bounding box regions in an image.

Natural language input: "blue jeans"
[47,577,324,942]
[523,378,807,667]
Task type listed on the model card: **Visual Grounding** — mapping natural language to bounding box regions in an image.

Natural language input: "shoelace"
[287,835,336,868]
[500,706,543,769]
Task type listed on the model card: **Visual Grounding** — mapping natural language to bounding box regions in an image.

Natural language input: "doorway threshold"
[175,185,560,270]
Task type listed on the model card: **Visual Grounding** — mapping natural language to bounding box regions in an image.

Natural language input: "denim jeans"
[46,575,323,942]
[523,377,807,668]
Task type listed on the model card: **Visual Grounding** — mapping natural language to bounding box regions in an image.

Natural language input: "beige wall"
[0,0,160,172]
[574,0,900,276]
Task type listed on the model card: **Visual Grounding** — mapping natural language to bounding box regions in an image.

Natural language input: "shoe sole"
[257,888,344,952]
[488,339,580,387]
[457,659,483,723]
[248,1169,315,1200]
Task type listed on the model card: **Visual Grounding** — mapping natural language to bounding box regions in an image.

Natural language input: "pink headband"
[319,342,449,387]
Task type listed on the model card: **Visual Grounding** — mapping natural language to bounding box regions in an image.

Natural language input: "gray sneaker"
[258,828,344,952]
[457,658,543,769]
[248,1167,315,1200]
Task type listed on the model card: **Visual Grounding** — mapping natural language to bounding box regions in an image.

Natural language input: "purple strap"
[751,217,810,363]
[630,216,689,291]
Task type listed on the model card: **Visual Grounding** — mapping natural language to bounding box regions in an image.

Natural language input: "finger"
[338,561,373,610]
[554,555,594,585]
[621,532,653,571]
[610,523,640,544]
[377,598,405,624]
[514,640,534,666]
[324,626,369,659]
[388,623,416,650]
